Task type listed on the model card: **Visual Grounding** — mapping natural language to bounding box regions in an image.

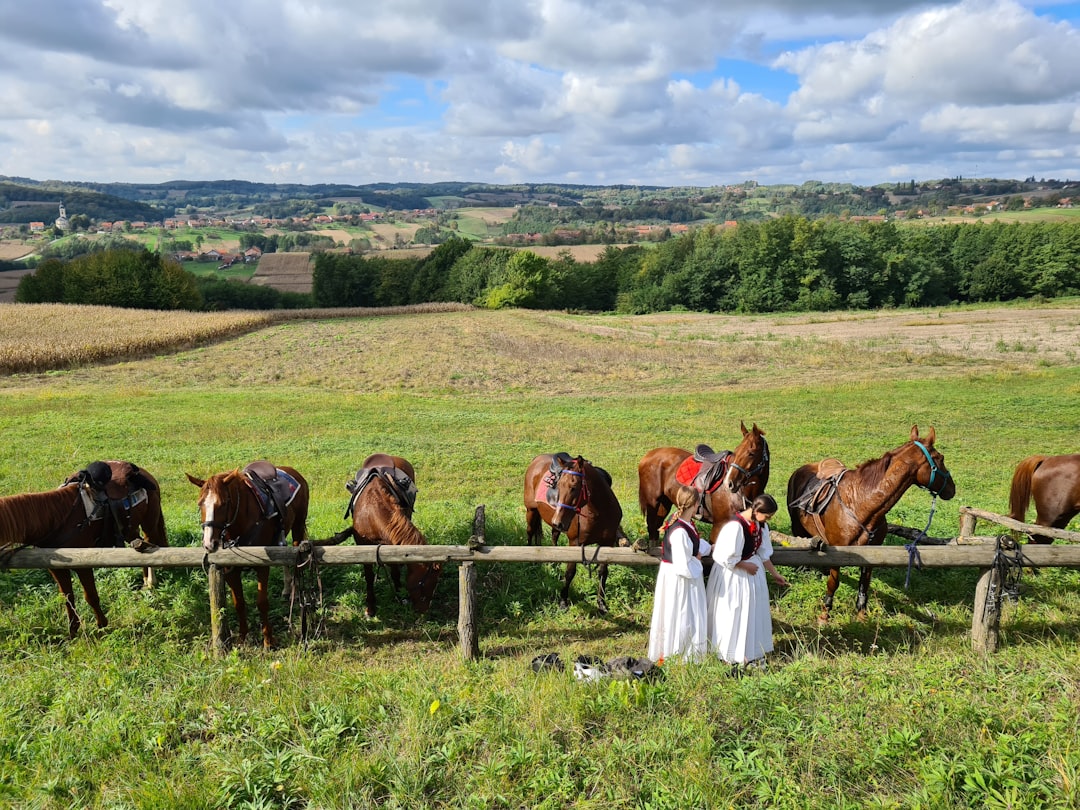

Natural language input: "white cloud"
[0,0,1077,185]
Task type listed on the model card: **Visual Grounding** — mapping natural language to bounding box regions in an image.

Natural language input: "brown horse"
[637,422,770,545]
[0,460,167,637]
[1009,454,1080,543]
[336,453,442,618]
[787,425,956,622]
[187,461,309,649]
[524,453,624,612]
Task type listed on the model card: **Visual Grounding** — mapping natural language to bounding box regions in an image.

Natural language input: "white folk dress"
[647,519,711,663]
[706,517,776,664]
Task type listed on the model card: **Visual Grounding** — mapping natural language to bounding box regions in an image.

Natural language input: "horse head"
[725,422,770,497]
[551,455,589,532]
[909,425,956,500]
[405,562,443,614]
[187,469,245,552]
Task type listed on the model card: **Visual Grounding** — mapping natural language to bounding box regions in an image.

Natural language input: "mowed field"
[1,301,1079,807]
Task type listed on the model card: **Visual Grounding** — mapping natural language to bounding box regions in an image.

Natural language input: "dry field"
[249,252,313,293]
[4,301,1077,395]
[367,221,422,247]
[312,228,354,245]
[0,242,34,260]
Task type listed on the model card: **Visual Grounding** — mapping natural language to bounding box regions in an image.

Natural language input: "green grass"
[1,306,1079,808]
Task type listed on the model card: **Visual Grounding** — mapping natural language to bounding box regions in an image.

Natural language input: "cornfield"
[0,304,274,373]
[0,302,472,374]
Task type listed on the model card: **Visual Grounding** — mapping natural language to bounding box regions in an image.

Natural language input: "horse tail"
[1008,455,1047,522]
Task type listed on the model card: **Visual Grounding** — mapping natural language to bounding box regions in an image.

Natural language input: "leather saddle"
[243,461,301,522]
[345,455,418,519]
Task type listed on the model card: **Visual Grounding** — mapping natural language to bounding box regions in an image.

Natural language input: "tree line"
[14,217,1080,314]
[314,218,1080,313]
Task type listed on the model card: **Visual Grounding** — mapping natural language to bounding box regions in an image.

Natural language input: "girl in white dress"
[647,485,711,662]
[707,494,789,667]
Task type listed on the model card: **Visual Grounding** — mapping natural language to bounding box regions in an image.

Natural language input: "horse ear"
[753,423,762,435]
[910,425,920,442]
[185,473,205,488]
[740,420,749,435]
[926,426,936,445]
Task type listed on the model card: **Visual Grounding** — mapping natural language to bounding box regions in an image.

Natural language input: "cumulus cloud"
[0,0,1077,184]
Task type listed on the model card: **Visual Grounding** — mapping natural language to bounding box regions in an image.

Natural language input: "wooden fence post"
[208,563,229,656]
[458,505,484,661]
[971,566,1001,654]
[959,510,977,542]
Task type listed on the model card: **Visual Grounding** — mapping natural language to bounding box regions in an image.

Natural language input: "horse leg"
[559,562,577,610]
[596,562,609,615]
[74,568,108,630]
[645,501,667,545]
[141,508,169,589]
[364,563,378,617]
[224,568,249,644]
[819,567,840,623]
[49,570,83,638]
[551,528,562,546]
[281,566,294,600]
[255,566,273,649]
[855,566,874,622]
[525,507,542,546]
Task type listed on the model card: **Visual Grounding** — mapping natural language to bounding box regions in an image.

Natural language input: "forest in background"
[15,217,1080,314]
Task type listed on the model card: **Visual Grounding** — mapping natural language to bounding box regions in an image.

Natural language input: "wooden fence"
[4,505,1079,656]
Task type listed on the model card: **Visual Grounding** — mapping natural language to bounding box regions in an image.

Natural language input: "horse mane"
[853,450,895,491]
[0,488,79,546]
[376,488,427,546]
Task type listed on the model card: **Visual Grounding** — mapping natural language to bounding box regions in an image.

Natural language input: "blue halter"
[913,441,950,494]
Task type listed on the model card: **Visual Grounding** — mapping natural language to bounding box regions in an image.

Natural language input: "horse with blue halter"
[787,426,956,622]
[187,461,309,649]
[1009,453,1080,542]
[524,453,624,612]
[637,422,770,546]
[0,460,167,637]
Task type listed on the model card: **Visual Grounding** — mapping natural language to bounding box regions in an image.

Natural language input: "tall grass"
[0,304,1079,808]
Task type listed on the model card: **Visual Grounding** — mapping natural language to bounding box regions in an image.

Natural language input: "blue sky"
[1,0,1078,187]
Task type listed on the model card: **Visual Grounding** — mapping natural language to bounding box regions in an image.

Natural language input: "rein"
[903,442,952,587]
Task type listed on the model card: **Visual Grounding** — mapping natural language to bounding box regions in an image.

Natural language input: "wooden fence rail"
[3,504,1074,656]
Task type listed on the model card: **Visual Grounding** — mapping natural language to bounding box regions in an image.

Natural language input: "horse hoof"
[596,602,608,616]
[558,599,569,611]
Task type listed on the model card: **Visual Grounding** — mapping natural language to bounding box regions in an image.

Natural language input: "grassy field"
[0,303,1079,808]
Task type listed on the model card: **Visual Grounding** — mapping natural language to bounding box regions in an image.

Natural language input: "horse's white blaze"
[723,465,738,489]
[201,490,219,550]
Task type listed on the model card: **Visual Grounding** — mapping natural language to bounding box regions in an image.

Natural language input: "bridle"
[728,435,770,491]
[554,468,589,513]
[913,441,951,495]
[200,480,263,550]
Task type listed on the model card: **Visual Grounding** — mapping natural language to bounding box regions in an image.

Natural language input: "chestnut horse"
[637,422,770,545]
[0,460,167,637]
[1009,454,1080,543]
[787,426,956,622]
[334,453,442,618]
[187,461,309,649]
[524,453,624,612]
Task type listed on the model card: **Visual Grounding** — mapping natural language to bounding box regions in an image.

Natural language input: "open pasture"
[1,301,1079,807]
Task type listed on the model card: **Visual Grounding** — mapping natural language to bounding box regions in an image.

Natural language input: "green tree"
[482,250,551,308]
